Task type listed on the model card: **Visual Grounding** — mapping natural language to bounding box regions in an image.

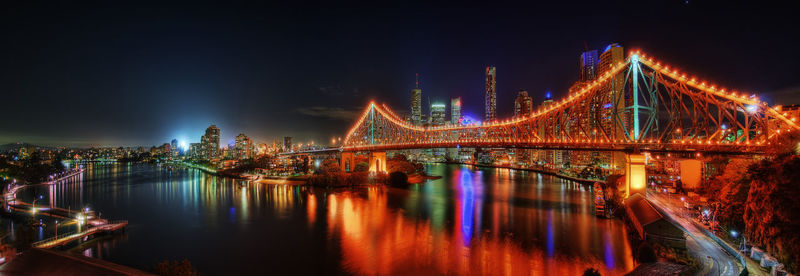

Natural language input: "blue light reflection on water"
[458,168,474,245]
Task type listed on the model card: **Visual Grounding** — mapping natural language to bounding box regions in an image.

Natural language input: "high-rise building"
[282,136,293,152]
[410,74,423,126]
[513,91,533,166]
[537,93,561,168]
[514,90,533,117]
[580,50,599,82]
[429,103,446,126]
[201,125,220,160]
[234,133,254,160]
[450,97,461,125]
[599,43,627,172]
[485,66,497,121]
[171,139,178,156]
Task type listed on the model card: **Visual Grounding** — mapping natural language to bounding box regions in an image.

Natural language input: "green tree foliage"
[743,155,800,272]
[154,259,198,276]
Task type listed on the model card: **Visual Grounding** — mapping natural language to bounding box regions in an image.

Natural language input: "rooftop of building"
[625,193,663,227]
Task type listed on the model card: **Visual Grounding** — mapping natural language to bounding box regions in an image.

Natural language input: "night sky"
[1,1,798,147]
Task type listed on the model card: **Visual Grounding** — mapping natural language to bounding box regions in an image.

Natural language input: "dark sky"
[1,1,798,147]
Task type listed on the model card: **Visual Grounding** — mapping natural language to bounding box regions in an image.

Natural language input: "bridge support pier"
[341,152,354,172]
[625,154,647,198]
[368,152,386,173]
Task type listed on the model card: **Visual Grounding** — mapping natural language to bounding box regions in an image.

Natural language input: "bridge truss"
[342,51,800,154]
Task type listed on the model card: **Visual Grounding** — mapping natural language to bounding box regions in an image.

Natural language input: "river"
[4,163,635,275]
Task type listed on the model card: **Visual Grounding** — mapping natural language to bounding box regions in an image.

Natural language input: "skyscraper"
[580,50,599,82]
[599,43,627,172]
[410,74,422,125]
[429,103,446,126]
[514,90,533,117]
[171,139,178,156]
[234,133,254,160]
[450,97,461,125]
[485,66,496,121]
[282,136,293,152]
[201,125,220,160]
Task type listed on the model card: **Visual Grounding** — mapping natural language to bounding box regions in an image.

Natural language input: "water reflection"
[6,163,634,275]
[322,165,634,275]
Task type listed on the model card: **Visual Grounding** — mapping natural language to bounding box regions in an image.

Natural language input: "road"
[648,192,743,276]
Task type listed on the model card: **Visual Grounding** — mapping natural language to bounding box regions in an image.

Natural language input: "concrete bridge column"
[625,153,647,198]
[368,152,386,173]
[340,152,355,172]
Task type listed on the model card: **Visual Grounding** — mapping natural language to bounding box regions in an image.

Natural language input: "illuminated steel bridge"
[342,51,800,155]
[335,50,800,194]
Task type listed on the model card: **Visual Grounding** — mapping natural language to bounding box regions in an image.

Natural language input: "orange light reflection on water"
[316,182,634,275]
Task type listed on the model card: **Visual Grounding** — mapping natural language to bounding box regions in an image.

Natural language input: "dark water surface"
[9,163,635,275]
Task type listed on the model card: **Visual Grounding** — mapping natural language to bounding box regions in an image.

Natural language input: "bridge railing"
[31,230,78,248]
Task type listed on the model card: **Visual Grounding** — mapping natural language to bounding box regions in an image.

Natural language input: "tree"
[388,171,408,186]
[319,158,341,174]
[637,242,658,263]
[582,268,601,276]
[387,154,416,174]
[154,259,198,276]
[706,158,754,230]
[353,162,369,172]
[743,155,800,272]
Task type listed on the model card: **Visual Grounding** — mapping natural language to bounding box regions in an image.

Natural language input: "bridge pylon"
[341,152,354,172]
[368,152,386,173]
[624,153,647,198]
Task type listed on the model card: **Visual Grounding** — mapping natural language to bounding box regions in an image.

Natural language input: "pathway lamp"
[32,195,43,215]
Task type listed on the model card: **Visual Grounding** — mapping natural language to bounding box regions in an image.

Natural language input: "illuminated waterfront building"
[429,103,446,126]
[450,97,461,125]
[514,90,532,117]
[580,50,598,82]
[234,133,254,160]
[599,43,627,172]
[201,125,221,160]
[514,90,534,165]
[282,136,293,152]
[485,66,496,121]
[410,74,423,126]
[171,139,178,156]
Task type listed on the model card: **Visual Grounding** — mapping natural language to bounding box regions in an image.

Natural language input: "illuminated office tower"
[599,43,626,172]
[450,97,461,124]
[580,50,599,82]
[485,66,496,121]
[282,136,293,152]
[514,90,532,117]
[410,74,423,125]
[429,103,446,126]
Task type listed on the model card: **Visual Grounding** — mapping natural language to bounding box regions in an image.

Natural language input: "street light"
[32,195,43,215]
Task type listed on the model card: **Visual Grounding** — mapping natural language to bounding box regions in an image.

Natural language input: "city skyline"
[2,1,798,147]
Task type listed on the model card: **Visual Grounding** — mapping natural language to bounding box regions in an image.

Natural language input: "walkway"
[31,221,128,249]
